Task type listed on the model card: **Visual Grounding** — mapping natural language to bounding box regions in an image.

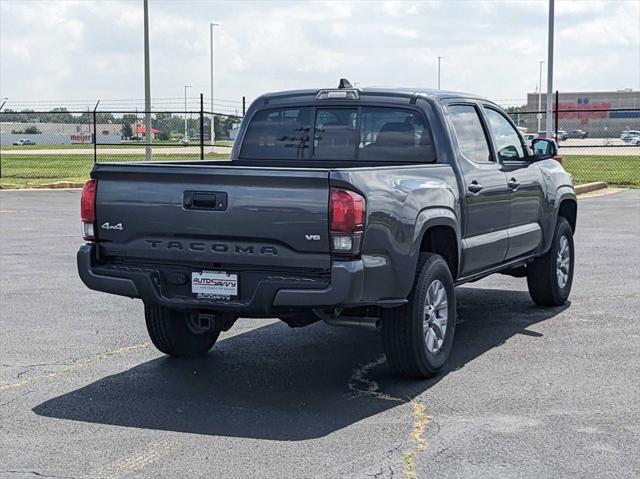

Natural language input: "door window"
[447,105,492,163]
[483,107,526,161]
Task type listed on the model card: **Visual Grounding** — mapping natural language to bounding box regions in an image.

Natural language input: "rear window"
[240,107,312,159]
[240,105,435,163]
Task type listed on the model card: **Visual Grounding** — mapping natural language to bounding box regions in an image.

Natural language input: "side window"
[483,107,525,161]
[447,105,492,163]
[359,107,436,163]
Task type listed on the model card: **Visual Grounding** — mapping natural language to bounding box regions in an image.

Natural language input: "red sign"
[555,102,611,124]
[70,134,92,143]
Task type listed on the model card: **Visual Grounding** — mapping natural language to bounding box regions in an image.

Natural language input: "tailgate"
[93,163,331,271]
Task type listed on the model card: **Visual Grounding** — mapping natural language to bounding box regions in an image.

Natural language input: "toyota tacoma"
[77,81,576,378]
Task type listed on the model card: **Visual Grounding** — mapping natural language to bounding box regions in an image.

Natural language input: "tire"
[381,253,457,378]
[144,305,219,357]
[527,216,574,306]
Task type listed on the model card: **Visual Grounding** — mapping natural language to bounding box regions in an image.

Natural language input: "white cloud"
[0,0,638,111]
[383,26,420,39]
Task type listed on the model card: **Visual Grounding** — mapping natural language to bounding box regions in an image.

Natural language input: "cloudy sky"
[1,0,638,111]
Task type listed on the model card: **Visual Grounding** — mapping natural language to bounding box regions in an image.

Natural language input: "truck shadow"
[33,287,568,441]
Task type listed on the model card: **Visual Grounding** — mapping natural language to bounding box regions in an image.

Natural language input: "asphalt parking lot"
[1,189,639,479]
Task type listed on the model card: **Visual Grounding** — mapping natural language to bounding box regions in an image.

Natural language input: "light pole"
[537,60,545,132]
[184,85,192,141]
[545,0,555,139]
[143,0,151,160]
[210,22,220,145]
[437,56,443,90]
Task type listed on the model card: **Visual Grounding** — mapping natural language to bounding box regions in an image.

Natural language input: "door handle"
[508,178,521,189]
[468,181,483,193]
[183,191,228,210]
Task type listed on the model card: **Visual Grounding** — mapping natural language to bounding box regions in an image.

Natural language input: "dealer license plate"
[191,271,238,299]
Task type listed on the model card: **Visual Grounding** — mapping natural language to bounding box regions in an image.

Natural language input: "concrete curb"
[0,181,85,190]
[575,182,607,195]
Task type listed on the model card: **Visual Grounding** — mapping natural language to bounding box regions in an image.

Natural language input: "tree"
[122,123,133,139]
[214,115,239,140]
[47,107,74,123]
[24,126,42,134]
[505,105,528,127]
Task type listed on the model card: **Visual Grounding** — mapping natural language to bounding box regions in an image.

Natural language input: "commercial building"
[0,122,122,145]
[524,89,640,137]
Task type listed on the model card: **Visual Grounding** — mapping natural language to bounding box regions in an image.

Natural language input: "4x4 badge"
[101,222,124,231]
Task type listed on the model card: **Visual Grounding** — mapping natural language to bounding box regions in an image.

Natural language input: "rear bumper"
[77,243,365,314]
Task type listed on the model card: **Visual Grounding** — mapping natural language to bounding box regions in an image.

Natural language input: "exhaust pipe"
[323,316,381,332]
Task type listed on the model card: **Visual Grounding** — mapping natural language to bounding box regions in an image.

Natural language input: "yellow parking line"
[0,342,150,391]
[98,441,171,478]
[404,399,430,479]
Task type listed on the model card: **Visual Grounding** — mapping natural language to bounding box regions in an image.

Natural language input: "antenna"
[338,78,353,89]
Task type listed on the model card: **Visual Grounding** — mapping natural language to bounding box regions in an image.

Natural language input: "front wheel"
[527,216,575,306]
[381,253,456,378]
[144,305,219,357]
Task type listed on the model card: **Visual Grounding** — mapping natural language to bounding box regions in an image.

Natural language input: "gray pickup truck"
[78,81,576,378]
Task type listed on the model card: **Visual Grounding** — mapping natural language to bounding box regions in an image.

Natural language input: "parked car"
[537,130,566,142]
[621,130,640,142]
[77,81,577,378]
[179,138,190,146]
[629,135,640,145]
[12,139,36,146]
[522,133,537,146]
[565,130,589,139]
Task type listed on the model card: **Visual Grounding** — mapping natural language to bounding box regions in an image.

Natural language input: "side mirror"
[531,138,557,161]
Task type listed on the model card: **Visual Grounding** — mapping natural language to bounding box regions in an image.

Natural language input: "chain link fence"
[0,105,240,186]
[1,102,638,187]
[509,106,640,186]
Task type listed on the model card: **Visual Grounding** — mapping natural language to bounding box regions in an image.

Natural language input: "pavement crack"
[347,355,403,402]
[0,470,79,479]
[0,389,32,407]
[0,342,150,391]
[347,356,431,479]
[364,467,385,479]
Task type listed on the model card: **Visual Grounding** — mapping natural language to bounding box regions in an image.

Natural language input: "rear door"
[481,105,545,260]
[445,103,510,276]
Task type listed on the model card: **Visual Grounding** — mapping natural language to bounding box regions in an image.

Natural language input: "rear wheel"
[381,253,456,378]
[144,305,219,357]
[526,216,575,306]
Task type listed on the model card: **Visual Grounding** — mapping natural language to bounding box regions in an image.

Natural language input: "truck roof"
[258,86,491,104]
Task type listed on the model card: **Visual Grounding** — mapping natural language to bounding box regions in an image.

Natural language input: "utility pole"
[184,85,192,141]
[143,0,152,161]
[545,0,555,139]
[437,56,443,90]
[210,22,220,145]
[537,60,545,132]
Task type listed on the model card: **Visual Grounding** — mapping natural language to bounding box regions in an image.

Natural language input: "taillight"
[81,179,97,240]
[330,187,365,257]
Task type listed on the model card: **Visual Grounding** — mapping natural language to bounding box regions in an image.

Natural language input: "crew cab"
[78,81,577,378]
